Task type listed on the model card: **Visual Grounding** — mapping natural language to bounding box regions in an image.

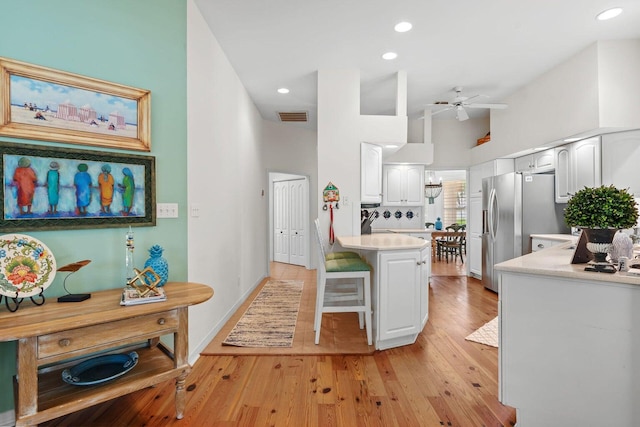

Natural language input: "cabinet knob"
[59,338,71,347]
[158,318,166,325]
[537,243,544,248]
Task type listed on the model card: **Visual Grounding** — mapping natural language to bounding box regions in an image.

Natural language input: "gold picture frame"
[0,57,150,151]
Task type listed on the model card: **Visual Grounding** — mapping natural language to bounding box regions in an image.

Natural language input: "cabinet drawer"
[531,238,561,252]
[38,310,178,360]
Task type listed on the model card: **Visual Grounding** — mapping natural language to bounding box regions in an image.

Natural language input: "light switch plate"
[157,203,179,218]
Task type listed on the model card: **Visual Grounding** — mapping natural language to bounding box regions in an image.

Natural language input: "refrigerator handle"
[482,209,488,234]
[491,188,499,240]
[488,188,497,241]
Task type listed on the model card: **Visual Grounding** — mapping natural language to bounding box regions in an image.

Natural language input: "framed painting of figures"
[0,141,155,231]
[0,57,151,151]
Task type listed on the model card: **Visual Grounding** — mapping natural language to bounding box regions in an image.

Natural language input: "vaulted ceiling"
[195,0,640,128]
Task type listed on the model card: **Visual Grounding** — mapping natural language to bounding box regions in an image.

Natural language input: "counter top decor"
[564,185,639,272]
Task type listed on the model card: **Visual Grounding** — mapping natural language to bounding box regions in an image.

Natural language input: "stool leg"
[364,273,372,346]
[314,272,326,345]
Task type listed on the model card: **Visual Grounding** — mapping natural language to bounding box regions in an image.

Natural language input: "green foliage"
[564,185,639,229]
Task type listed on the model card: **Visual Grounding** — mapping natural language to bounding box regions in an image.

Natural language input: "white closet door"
[273,181,289,263]
[289,179,306,266]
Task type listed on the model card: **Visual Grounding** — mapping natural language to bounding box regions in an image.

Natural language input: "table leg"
[174,307,189,419]
[16,337,38,425]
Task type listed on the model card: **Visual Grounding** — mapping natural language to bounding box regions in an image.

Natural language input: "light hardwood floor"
[41,260,515,427]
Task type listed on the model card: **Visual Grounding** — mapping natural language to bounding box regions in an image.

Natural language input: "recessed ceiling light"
[394,22,412,32]
[277,88,289,94]
[382,52,398,60]
[596,7,623,20]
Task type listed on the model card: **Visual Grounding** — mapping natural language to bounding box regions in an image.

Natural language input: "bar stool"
[314,218,361,260]
[313,222,372,345]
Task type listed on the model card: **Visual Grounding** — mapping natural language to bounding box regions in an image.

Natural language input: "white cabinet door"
[469,161,494,195]
[515,155,532,173]
[405,164,425,205]
[469,236,482,276]
[533,149,555,172]
[420,248,430,328]
[382,164,424,206]
[377,251,421,342]
[602,130,640,197]
[468,195,482,277]
[469,159,514,195]
[361,143,382,204]
[555,137,601,203]
[555,145,572,203]
[574,136,601,190]
[383,165,404,205]
[515,149,554,174]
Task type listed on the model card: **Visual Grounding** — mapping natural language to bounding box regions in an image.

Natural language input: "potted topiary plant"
[564,185,639,271]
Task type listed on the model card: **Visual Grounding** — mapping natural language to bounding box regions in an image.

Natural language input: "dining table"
[431,231,466,261]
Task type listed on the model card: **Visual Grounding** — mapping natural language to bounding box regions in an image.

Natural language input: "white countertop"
[372,228,433,234]
[530,233,578,242]
[338,233,429,251]
[495,241,640,286]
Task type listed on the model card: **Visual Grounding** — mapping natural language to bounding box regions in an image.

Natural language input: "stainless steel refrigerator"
[481,173,569,292]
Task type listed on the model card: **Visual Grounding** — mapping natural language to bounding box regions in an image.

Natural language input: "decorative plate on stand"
[0,234,56,298]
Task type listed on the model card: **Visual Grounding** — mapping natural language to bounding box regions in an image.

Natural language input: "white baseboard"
[0,409,15,427]
[188,275,265,366]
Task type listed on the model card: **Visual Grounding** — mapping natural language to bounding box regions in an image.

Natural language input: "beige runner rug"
[222,279,303,348]
[465,316,498,348]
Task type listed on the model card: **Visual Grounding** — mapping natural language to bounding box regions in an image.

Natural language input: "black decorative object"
[62,351,139,386]
[394,210,403,219]
[383,210,391,219]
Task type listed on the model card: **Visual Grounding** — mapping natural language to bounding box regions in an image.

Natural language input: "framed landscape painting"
[0,141,155,231]
[0,57,151,151]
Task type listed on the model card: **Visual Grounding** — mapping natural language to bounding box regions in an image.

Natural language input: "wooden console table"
[0,282,213,426]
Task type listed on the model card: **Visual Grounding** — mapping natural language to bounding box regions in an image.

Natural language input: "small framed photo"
[1,141,155,231]
[0,57,151,151]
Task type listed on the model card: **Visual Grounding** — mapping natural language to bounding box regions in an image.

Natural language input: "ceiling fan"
[427,86,508,121]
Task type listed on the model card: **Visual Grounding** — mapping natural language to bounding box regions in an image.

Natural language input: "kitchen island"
[495,242,640,426]
[337,233,431,350]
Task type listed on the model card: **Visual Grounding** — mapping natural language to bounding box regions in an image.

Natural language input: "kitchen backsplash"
[363,207,424,230]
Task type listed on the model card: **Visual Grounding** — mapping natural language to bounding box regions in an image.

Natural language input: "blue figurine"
[435,217,443,230]
[144,245,169,287]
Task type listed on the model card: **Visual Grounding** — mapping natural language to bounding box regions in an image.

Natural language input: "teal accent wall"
[0,0,187,414]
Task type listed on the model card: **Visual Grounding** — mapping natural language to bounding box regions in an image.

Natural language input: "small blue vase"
[435,217,443,230]
[144,245,169,287]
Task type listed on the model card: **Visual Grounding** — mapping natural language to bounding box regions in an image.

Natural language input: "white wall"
[431,118,488,168]
[317,69,362,236]
[472,39,640,165]
[186,0,268,361]
[263,121,318,267]
[598,39,640,127]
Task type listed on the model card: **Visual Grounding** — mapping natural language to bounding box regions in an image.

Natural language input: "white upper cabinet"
[382,164,425,206]
[468,159,514,195]
[361,143,382,204]
[515,149,555,174]
[554,136,601,203]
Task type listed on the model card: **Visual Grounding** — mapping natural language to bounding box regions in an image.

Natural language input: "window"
[442,180,466,225]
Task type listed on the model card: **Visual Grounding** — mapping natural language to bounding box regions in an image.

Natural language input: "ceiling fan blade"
[431,107,454,116]
[456,106,469,121]
[465,103,508,109]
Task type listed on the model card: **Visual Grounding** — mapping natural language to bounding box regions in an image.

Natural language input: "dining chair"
[313,222,372,345]
[439,229,465,263]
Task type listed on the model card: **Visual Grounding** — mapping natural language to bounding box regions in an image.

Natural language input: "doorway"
[270,173,309,268]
